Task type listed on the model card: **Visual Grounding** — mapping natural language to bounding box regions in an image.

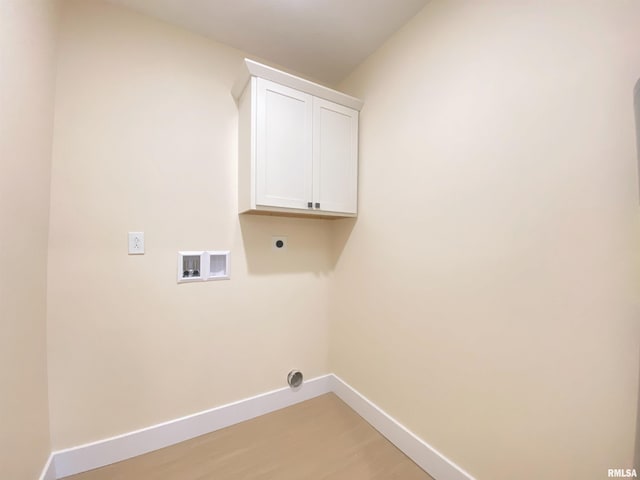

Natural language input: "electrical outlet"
[128,232,144,255]
[272,236,287,251]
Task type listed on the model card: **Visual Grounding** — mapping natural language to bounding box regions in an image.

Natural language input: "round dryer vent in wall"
[287,370,303,389]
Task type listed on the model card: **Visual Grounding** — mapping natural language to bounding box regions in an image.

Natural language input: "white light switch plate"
[128,232,144,254]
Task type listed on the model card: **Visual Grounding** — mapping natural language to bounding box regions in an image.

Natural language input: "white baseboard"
[50,373,472,480]
[330,375,475,480]
[38,454,56,480]
[53,374,332,478]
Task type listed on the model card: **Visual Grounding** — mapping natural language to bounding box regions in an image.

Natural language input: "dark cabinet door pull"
[315,202,320,209]
[307,201,313,208]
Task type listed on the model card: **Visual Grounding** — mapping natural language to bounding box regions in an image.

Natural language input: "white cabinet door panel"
[313,98,358,214]
[256,78,313,210]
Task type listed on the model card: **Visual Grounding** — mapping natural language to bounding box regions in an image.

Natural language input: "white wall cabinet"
[234,59,362,218]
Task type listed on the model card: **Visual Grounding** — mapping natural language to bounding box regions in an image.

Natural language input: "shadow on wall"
[239,214,355,275]
[634,77,640,472]
[329,217,357,266]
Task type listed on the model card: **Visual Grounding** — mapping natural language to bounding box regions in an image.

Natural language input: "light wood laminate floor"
[64,393,434,480]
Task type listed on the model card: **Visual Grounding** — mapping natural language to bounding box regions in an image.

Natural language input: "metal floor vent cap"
[287,370,303,389]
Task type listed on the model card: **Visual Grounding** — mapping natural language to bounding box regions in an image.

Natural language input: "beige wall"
[634,79,640,471]
[332,1,640,479]
[0,0,58,478]
[47,0,331,449]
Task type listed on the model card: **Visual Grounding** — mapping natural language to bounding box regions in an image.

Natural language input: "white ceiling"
[102,0,428,85]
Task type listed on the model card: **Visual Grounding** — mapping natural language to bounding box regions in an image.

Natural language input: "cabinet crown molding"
[232,58,363,111]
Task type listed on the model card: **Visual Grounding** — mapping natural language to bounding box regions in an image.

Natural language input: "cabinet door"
[312,98,358,214]
[256,78,313,210]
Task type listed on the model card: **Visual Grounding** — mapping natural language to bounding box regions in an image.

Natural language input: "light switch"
[128,232,144,255]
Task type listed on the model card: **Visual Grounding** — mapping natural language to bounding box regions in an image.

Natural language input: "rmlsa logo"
[608,469,638,478]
